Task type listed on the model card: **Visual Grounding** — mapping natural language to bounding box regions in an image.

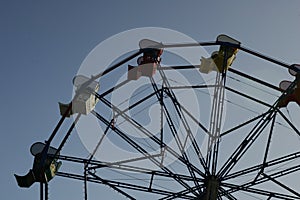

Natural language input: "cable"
[116,84,153,108]
[116,97,161,151]
[228,75,279,98]
[105,167,173,191]
[240,191,264,200]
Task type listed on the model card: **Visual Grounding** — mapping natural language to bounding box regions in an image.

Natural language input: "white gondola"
[59,75,99,116]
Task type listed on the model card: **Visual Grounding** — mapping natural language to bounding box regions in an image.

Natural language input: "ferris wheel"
[15,34,300,200]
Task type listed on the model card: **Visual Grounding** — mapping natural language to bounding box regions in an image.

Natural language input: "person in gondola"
[278,72,300,108]
[128,48,163,80]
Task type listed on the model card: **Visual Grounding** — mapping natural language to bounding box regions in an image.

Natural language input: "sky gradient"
[1,1,300,199]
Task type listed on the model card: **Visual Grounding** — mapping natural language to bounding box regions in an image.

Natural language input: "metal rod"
[167,85,216,90]
[84,164,88,200]
[253,113,277,182]
[277,110,300,136]
[40,182,43,200]
[149,77,203,190]
[159,185,200,200]
[219,186,237,200]
[228,68,283,92]
[221,111,270,137]
[262,173,300,197]
[162,41,218,48]
[218,109,276,178]
[224,150,300,181]
[159,39,293,71]
[115,90,159,118]
[45,182,48,200]
[160,83,164,150]
[54,114,81,158]
[87,118,113,162]
[239,46,291,69]
[148,172,155,191]
[92,50,142,81]
[88,172,136,200]
[159,64,283,93]
[225,86,272,107]
[221,182,300,199]
[221,163,300,196]
[96,79,130,99]
[57,171,194,198]
[47,103,72,144]
[157,69,209,175]
[91,110,198,196]
[57,154,203,182]
[95,93,206,178]
[177,99,210,135]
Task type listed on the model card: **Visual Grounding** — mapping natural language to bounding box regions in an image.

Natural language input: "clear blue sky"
[1,1,300,199]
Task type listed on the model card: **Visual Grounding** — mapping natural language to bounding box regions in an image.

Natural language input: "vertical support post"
[148,172,155,192]
[45,182,48,200]
[206,71,225,175]
[40,182,44,200]
[204,45,230,200]
[84,164,88,200]
[160,77,165,160]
